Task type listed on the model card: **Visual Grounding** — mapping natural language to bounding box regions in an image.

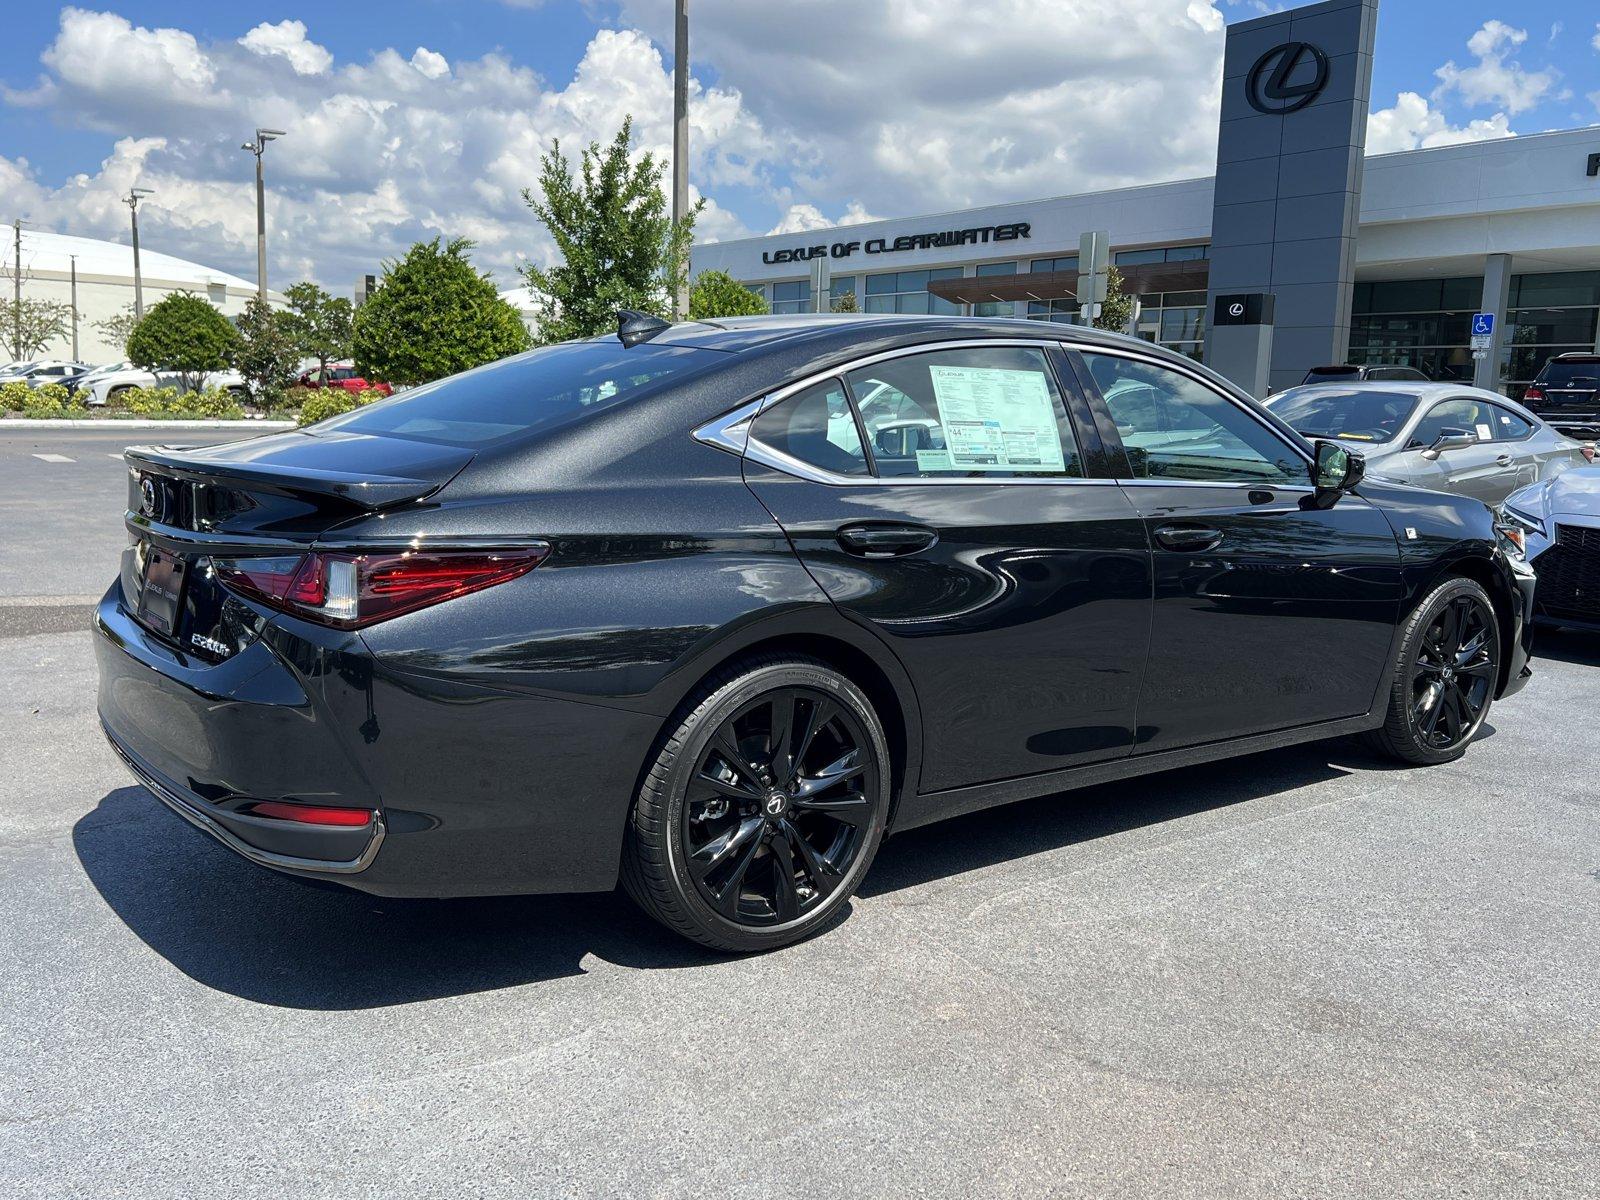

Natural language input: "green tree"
[688,270,769,320]
[280,281,353,375]
[830,288,859,314]
[351,237,530,386]
[234,298,301,410]
[522,116,701,342]
[0,297,72,361]
[125,293,241,391]
[1092,265,1137,333]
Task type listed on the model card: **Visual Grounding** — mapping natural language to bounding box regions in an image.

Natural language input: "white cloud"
[1592,23,1600,52]
[3,11,771,292]
[1433,20,1557,114]
[766,202,879,236]
[239,20,332,76]
[616,0,1229,223]
[409,47,450,80]
[1366,91,1515,155]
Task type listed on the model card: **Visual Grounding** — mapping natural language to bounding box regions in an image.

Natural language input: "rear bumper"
[94,580,658,897]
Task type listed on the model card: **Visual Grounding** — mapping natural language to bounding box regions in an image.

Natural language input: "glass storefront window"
[1029,255,1078,274]
[1114,245,1209,266]
[1025,299,1081,324]
[864,268,962,315]
[771,280,810,314]
[1133,291,1204,360]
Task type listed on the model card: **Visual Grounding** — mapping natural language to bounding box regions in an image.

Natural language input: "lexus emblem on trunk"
[139,476,158,518]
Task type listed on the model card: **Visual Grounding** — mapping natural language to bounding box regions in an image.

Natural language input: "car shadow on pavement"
[77,740,1381,1010]
[73,787,715,1011]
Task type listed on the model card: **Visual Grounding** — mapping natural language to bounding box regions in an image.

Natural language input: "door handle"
[836,524,938,558]
[1495,453,1513,466]
[1153,524,1224,553]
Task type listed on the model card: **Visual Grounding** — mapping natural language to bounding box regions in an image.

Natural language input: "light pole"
[240,128,285,305]
[69,254,79,361]
[671,0,689,319]
[124,187,154,320]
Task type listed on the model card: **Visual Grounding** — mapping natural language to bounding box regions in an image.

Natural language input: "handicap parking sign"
[1471,312,1494,337]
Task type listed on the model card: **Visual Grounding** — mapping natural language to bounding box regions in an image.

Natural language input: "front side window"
[845,346,1081,478]
[1083,353,1305,485]
[1410,398,1496,447]
[749,379,868,476]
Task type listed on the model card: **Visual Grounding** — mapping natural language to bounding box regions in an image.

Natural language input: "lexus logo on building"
[1227,301,1246,318]
[1245,41,1329,114]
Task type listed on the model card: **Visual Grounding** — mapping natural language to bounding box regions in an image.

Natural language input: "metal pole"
[12,220,20,361]
[130,201,145,320]
[70,255,79,361]
[255,150,267,305]
[671,0,689,319]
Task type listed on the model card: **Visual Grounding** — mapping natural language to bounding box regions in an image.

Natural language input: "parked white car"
[67,362,248,407]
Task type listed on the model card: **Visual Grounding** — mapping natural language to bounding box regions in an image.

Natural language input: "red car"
[296,364,392,396]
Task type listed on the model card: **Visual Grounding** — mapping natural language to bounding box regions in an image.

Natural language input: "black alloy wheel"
[622,657,890,951]
[1369,577,1500,765]
[684,687,876,925]
[1408,594,1496,751]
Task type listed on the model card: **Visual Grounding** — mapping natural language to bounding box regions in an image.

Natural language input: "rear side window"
[1489,405,1532,440]
[750,379,869,476]
[844,346,1081,478]
[315,340,728,448]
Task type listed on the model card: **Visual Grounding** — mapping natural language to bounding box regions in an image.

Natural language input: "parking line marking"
[31,453,75,463]
[108,453,125,460]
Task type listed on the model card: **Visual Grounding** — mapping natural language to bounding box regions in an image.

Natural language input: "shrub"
[190,387,244,420]
[122,386,184,416]
[14,382,85,419]
[283,386,320,414]
[1,380,34,412]
[688,270,769,319]
[297,390,361,427]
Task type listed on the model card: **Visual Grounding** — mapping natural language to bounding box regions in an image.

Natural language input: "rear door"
[1074,346,1403,753]
[740,341,1152,793]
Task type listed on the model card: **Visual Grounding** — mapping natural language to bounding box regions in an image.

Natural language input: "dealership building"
[692,0,1600,398]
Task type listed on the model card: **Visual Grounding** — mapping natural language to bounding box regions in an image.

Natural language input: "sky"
[0,1,1596,295]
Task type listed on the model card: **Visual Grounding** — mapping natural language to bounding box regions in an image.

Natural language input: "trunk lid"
[121,430,474,659]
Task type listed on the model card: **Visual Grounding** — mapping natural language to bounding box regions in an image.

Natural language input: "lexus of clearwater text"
[97,313,1536,951]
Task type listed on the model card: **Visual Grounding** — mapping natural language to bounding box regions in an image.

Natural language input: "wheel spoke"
[780,818,842,895]
[788,697,835,784]
[1458,657,1495,679]
[1418,684,1445,738]
[712,727,761,788]
[706,823,766,917]
[1436,601,1460,652]
[688,815,764,881]
[794,749,865,799]
[768,832,800,922]
[767,692,796,776]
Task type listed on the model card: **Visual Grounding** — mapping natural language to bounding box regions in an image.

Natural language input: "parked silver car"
[0,359,91,388]
[1502,467,1600,630]
[1264,382,1593,506]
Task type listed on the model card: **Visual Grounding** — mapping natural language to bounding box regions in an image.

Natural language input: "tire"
[1366,576,1500,766]
[621,655,891,952]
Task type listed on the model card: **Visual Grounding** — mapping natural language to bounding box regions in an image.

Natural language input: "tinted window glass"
[1085,354,1305,485]
[315,340,727,448]
[1410,398,1496,446]
[845,346,1081,479]
[1537,359,1600,387]
[1268,388,1420,443]
[1489,405,1532,441]
[749,379,868,476]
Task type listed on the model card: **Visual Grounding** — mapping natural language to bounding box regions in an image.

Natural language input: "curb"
[1,419,298,430]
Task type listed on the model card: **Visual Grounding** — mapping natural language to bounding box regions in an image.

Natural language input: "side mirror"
[1421,426,1476,459]
[1312,439,1365,495]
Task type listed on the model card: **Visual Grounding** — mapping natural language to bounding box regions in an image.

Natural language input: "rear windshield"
[1268,388,1420,443]
[1539,360,1600,387]
[311,340,728,447]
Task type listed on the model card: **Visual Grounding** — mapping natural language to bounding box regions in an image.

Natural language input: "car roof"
[1274,380,1541,420]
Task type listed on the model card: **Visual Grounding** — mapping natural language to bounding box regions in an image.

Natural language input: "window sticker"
[915,449,953,471]
[927,365,1066,472]
[1475,423,1493,440]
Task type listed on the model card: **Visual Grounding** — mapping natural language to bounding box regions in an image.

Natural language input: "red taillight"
[249,801,373,827]
[212,545,548,629]
[1582,445,1596,463]
[1523,386,1544,402]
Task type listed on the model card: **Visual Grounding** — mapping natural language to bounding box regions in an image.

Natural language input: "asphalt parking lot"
[3,425,1598,1198]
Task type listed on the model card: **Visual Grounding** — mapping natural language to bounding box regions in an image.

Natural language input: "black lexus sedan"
[97,314,1536,951]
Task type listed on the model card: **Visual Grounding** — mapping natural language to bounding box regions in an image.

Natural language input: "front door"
[740,342,1152,792]
[1075,348,1404,754]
